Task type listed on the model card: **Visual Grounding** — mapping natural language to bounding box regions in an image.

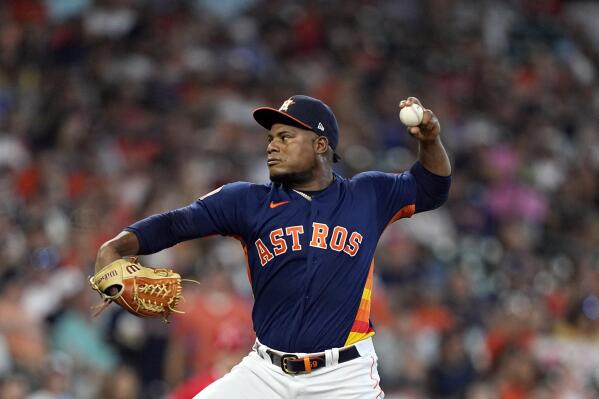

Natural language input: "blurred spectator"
[165,267,253,387]
[496,349,540,399]
[50,288,118,398]
[95,365,140,399]
[0,374,30,399]
[51,288,118,374]
[168,320,253,398]
[0,277,47,375]
[428,331,478,398]
[28,352,74,399]
[0,0,596,397]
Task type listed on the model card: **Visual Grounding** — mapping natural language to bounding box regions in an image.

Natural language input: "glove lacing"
[133,278,184,316]
[90,264,199,322]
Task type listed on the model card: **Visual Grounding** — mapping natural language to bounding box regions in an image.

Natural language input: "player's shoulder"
[221,181,272,193]
[350,170,390,181]
[348,170,396,186]
[242,181,273,199]
[346,169,413,191]
[199,181,269,201]
[339,171,386,196]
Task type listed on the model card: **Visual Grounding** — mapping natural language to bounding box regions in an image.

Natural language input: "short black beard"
[270,169,315,187]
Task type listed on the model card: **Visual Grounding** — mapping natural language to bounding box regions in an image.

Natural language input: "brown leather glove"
[89,257,197,322]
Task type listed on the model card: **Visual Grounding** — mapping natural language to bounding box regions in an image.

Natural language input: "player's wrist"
[417,134,442,145]
[94,244,122,272]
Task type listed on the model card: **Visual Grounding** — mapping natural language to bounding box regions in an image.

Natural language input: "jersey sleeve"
[354,162,451,232]
[125,182,251,255]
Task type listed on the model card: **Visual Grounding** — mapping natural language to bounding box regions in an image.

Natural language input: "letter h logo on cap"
[279,99,295,112]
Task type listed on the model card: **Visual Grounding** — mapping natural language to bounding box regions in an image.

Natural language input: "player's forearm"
[95,230,140,272]
[417,137,451,177]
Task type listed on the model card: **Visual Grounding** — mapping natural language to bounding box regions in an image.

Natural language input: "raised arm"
[400,97,451,177]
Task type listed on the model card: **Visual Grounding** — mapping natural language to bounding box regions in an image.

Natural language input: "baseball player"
[94,95,451,398]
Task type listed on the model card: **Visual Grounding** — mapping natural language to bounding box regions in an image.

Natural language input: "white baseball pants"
[193,337,384,398]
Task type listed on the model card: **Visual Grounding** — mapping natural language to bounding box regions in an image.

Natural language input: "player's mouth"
[267,158,282,166]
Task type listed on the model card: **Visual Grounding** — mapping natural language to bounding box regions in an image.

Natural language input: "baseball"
[399,103,424,127]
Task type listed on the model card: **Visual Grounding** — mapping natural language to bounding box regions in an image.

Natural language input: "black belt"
[261,345,361,374]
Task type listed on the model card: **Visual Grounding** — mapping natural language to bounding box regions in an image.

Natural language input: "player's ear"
[314,136,329,155]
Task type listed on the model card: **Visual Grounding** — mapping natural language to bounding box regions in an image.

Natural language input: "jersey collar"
[284,173,343,201]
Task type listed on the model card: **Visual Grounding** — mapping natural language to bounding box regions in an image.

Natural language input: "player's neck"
[290,169,334,191]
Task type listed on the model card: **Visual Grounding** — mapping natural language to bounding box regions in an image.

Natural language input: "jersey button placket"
[308,203,319,269]
[304,201,319,301]
[290,196,316,349]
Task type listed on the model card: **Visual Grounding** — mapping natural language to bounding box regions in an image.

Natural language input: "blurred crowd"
[0,0,598,398]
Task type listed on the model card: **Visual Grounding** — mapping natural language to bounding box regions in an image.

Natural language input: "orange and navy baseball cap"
[253,95,341,162]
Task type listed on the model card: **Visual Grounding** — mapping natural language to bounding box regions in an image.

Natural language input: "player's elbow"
[410,162,451,213]
[430,189,450,210]
[415,177,451,212]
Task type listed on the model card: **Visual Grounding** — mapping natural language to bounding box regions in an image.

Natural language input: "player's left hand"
[89,257,199,322]
[399,97,441,142]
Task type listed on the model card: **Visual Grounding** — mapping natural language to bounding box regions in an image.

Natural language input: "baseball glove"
[89,257,198,322]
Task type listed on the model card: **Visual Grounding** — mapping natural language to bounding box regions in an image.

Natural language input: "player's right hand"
[399,97,441,142]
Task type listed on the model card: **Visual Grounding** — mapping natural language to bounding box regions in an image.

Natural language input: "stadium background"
[0,0,598,398]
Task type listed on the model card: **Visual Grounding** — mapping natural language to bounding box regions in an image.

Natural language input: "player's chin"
[268,167,288,183]
[269,166,299,184]
[269,169,312,186]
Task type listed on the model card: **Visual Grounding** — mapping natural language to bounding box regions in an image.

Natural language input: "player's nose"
[267,140,279,154]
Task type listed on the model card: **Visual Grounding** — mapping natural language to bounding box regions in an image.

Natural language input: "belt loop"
[255,340,270,362]
[260,346,270,362]
[331,347,340,366]
[324,349,333,367]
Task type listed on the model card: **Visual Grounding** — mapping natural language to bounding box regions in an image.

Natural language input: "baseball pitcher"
[92,95,451,398]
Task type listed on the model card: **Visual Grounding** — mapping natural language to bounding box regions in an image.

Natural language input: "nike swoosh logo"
[270,201,289,209]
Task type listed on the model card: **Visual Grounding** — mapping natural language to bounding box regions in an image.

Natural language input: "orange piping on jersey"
[387,203,416,226]
[344,260,376,346]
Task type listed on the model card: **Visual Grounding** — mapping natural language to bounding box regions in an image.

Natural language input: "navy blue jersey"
[126,162,450,352]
